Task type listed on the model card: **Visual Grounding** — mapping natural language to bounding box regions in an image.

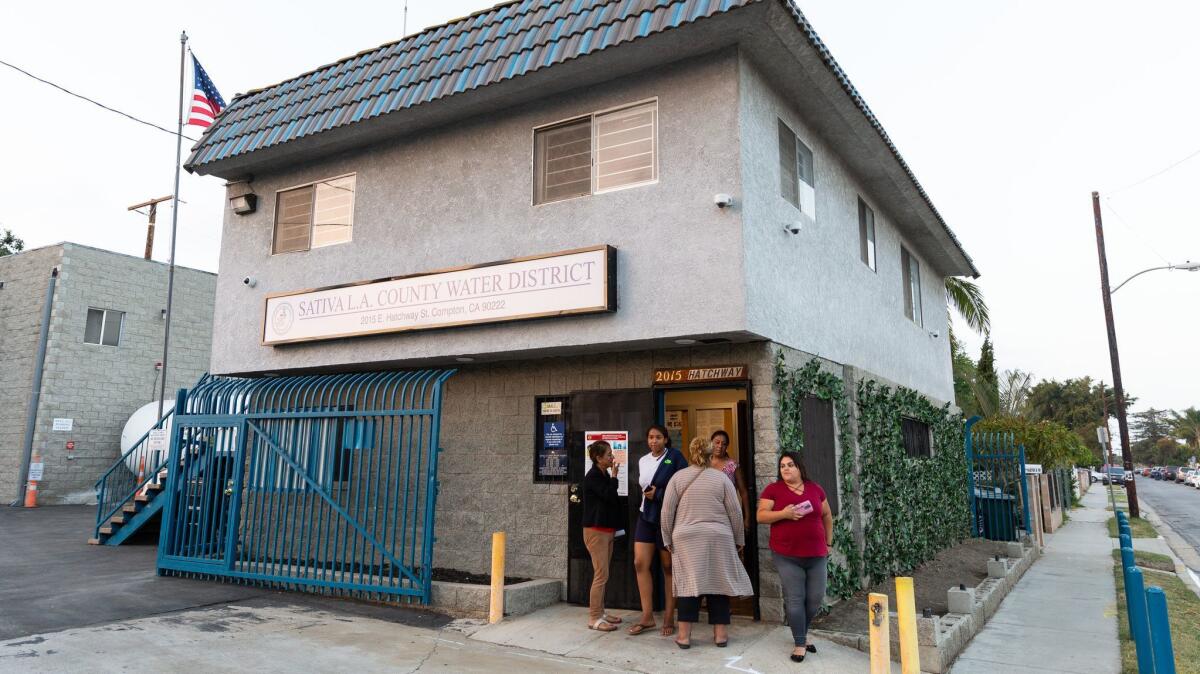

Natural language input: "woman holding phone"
[757,451,833,662]
[628,424,687,636]
[582,440,623,632]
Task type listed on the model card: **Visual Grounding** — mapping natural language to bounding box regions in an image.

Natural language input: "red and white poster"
[585,431,629,496]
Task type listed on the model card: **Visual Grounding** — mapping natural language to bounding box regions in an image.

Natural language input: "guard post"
[896,577,920,673]
[868,593,890,674]
[1126,566,1154,674]
[1146,586,1175,674]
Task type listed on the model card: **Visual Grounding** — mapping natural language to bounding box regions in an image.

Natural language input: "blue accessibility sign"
[543,422,565,449]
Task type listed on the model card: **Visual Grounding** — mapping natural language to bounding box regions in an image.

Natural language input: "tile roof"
[185,0,756,170]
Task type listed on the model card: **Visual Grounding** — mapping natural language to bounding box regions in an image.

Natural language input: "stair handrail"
[92,408,175,537]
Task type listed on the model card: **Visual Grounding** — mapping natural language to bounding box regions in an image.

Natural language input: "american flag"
[187,55,225,128]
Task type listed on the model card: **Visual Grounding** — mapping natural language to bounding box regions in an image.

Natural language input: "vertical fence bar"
[1146,586,1175,674]
[1017,443,1032,537]
[964,417,980,539]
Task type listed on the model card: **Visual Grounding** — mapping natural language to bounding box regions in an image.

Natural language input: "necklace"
[785,480,805,496]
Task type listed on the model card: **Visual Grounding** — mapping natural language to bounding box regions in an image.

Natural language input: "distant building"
[0,243,215,504]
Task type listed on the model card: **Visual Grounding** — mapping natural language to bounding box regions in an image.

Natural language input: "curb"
[1131,499,1200,600]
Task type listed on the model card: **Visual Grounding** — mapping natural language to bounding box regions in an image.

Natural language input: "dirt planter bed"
[811,538,1041,673]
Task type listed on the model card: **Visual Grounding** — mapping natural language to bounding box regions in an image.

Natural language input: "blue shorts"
[634,517,665,548]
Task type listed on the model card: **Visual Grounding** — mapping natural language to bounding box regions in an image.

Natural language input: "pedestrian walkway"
[949,486,1119,674]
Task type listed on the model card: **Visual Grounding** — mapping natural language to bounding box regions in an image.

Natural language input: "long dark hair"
[777,451,810,482]
[646,423,672,448]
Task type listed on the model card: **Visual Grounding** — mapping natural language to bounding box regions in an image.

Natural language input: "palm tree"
[998,369,1034,417]
[1171,407,1200,451]
[945,277,990,336]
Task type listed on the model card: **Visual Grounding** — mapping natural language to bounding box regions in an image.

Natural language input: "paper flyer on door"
[584,430,629,496]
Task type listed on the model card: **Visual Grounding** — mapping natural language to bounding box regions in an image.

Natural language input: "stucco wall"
[211,49,746,376]
[19,244,216,503]
[736,54,955,402]
[0,245,63,503]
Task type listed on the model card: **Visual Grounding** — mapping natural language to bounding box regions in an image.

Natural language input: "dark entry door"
[801,395,839,515]
[567,389,655,609]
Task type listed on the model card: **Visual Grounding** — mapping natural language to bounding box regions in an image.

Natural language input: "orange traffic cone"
[24,452,40,508]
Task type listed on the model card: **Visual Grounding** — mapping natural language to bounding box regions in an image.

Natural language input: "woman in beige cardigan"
[660,437,754,649]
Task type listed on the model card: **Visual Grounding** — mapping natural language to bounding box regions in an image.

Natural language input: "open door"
[566,389,655,609]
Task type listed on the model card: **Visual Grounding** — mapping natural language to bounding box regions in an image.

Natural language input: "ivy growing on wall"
[773,352,861,600]
[775,351,970,596]
[856,379,969,584]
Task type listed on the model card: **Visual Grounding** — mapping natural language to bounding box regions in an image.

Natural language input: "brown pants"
[583,528,615,622]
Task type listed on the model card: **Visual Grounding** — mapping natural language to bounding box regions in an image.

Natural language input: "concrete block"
[986,559,1006,578]
[916,615,940,646]
[1005,542,1024,558]
[947,586,975,616]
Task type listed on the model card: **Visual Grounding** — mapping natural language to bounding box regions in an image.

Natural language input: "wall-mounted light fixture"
[226,176,257,215]
[160,308,167,320]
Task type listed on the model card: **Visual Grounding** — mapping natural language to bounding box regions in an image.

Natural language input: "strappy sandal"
[602,614,623,624]
[588,619,617,632]
[626,622,656,636]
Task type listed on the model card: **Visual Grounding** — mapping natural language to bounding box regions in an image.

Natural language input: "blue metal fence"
[964,416,1032,542]
[156,369,454,603]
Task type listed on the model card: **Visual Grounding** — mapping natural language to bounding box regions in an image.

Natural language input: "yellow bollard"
[895,576,920,674]
[868,592,890,674]
[489,531,506,624]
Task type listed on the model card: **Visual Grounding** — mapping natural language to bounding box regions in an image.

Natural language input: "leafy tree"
[974,338,999,415]
[975,415,1094,468]
[952,335,982,418]
[1026,378,1134,461]
[998,370,1034,417]
[1130,408,1173,459]
[1150,437,1190,466]
[0,229,23,256]
[1171,407,1200,453]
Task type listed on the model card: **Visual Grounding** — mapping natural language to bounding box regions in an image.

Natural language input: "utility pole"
[1092,191,1140,518]
[128,195,174,260]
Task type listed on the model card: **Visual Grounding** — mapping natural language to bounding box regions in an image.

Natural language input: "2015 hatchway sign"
[262,246,616,345]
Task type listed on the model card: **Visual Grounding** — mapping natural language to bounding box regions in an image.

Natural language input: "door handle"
[570,494,581,503]
[223,479,235,497]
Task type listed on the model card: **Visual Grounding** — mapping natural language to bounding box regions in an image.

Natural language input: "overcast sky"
[2,1,1197,416]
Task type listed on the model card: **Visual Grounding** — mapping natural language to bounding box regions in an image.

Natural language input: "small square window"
[858,198,876,271]
[902,246,923,325]
[272,175,355,254]
[901,417,931,459]
[84,308,124,346]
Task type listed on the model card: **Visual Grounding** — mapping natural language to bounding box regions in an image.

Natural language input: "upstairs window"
[84,308,124,346]
[272,174,356,254]
[901,417,932,458]
[534,101,658,205]
[858,197,876,271]
[778,119,815,217]
[901,245,923,325]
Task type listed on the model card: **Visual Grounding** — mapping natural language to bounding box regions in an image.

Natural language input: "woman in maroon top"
[757,451,833,663]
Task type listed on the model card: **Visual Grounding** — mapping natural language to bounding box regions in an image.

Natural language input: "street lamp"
[1111,261,1200,294]
[1091,191,1199,519]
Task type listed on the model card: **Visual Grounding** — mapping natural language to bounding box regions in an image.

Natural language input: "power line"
[0,57,197,142]
[1101,198,1171,266]
[1108,145,1200,196]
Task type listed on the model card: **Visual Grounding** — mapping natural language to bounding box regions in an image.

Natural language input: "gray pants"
[773,552,827,646]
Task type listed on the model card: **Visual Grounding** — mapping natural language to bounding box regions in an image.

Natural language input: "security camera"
[714,193,734,209]
[784,223,801,235]
[242,276,257,288]
[930,330,941,339]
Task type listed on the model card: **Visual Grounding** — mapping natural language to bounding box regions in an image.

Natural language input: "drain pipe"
[12,266,58,507]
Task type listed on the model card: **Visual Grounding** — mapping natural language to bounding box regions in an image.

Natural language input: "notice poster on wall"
[584,431,629,496]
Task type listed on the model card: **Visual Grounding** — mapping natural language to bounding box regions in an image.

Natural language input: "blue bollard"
[1117,511,1129,523]
[1120,533,1133,551]
[1121,545,1135,577]
[1146,586,1175,674]
[1127,567,1155,674]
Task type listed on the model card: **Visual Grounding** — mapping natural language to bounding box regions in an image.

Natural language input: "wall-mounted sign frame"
[262,245,617,345]
[652,364,748,386]
[534,395,571,483]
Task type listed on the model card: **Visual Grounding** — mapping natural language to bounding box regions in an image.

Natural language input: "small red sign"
[66,441,75,451]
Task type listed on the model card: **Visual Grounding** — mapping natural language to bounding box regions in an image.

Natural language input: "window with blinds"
[272,174,356,254]
[534,101,657,205]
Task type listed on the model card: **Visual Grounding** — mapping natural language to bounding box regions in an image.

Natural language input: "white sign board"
[263,246,615,345]
[1025,463,1043,475]
[1096,427,1110,444]
[27,462,44,481]
[148,429,168,454]
[52,418,73,432]
[540,401,563,416]
[584,431,630,496]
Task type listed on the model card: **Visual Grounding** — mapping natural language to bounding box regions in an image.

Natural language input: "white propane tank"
[120,400,175,474]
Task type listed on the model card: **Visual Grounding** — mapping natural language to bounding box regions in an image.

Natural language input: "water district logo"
[271,301,295,335]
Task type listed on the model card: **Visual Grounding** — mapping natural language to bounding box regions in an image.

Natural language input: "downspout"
[11,266,58,506]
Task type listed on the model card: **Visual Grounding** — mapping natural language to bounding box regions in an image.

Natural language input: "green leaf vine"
[775,352,970,596]
[773,351,861,599]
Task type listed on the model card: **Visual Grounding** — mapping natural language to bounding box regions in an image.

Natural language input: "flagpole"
[158,30,187,420]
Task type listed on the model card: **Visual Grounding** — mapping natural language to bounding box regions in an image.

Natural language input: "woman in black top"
[583,440,623,631]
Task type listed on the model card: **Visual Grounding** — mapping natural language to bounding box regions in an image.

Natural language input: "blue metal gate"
[964,416,1032,542]
[156,370,454,602]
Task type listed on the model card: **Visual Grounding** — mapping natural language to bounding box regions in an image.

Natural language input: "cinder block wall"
[26,244,216,503]
[0,245,64,504]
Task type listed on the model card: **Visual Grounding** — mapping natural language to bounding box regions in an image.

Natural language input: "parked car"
[1178,468,1195,484]
[1187,471,1200,488]
[1150,468,1162,480]
[1141,467,1151,477]
[1107,468,1126,486]
[1164,467,1177,481]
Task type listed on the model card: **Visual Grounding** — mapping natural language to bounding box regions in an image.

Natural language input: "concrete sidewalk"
[949,487,1119,674]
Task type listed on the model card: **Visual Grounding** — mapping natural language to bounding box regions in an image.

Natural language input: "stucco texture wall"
[26,244,216,503]
[736,54,955,402]
[0,245,63,503]
[211,49,747,376]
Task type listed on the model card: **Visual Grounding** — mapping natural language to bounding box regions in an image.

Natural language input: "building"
[0,243,216,504]
[170,0,977,618]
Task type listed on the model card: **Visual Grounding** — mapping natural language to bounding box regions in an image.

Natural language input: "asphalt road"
[1131,476,1200,558]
